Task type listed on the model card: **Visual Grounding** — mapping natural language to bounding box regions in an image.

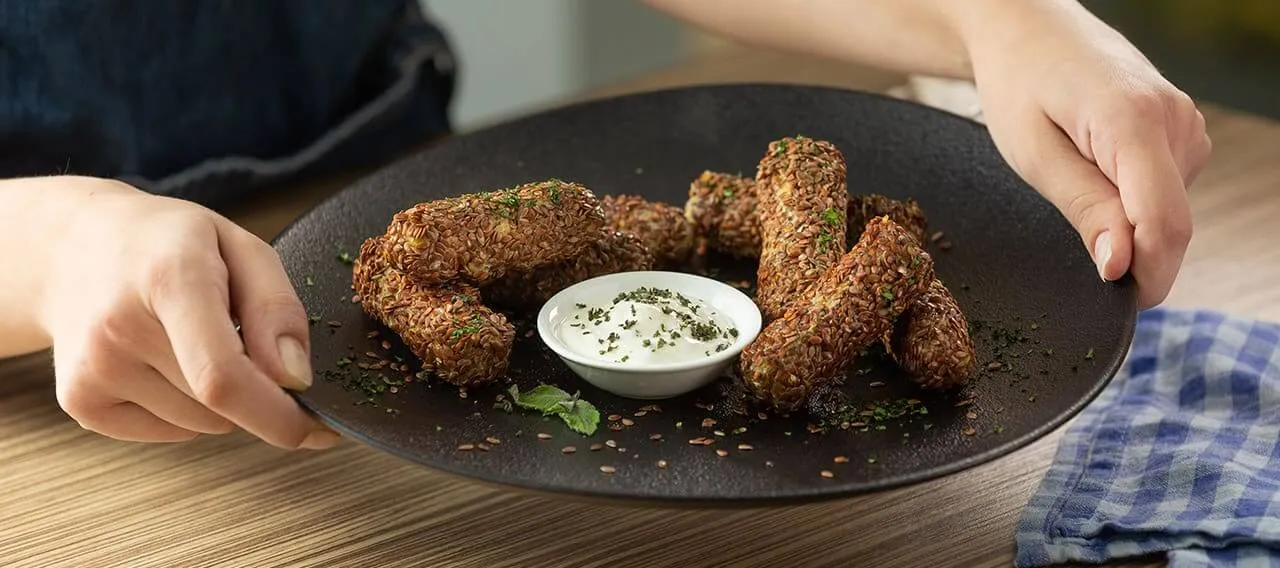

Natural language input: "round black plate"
[274,83,1137,506]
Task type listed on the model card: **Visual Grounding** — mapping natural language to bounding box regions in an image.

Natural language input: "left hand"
[960,0,1211,308]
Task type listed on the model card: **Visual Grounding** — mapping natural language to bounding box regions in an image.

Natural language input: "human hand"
[958,0,1211,308]
[38,177,337,449]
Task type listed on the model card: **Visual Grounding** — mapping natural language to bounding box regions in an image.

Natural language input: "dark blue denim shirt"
[0,0,456,208]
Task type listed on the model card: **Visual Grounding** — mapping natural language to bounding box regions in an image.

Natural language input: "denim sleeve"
[0,0,456,208]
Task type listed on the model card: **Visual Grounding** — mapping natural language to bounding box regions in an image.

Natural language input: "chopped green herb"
[821,207,841,226]
[449,315,485,342]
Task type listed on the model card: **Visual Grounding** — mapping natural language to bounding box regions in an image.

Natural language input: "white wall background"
[422,0,718,130]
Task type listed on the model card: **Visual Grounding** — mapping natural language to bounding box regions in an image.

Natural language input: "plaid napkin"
[1015,308,1280,568]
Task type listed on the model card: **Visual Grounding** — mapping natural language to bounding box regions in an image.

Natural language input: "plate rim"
[275,81,1139,506]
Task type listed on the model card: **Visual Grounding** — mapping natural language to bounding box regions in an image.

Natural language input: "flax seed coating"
[381,179,606,285]
[683,171,762,258]
[480,230,655,309]
[737,217,936,412]
[847,194,928,244]
[600,194,695,268]
[352,237,515,387]
[754,136,849,321]
[684,173,930,258]
[885,279,976,390]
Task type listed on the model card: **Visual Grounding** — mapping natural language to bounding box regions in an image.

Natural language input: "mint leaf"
[507,384,600,435]
[508,384,571,414]
[560,398,600,435]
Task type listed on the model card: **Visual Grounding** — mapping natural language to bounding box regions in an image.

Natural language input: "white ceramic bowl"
[536,271,762,400]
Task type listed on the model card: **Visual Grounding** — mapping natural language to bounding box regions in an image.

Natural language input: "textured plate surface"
[274,84,1137,506]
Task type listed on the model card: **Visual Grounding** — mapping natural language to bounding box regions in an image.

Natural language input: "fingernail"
[1094,231,1113,281]
[300,430,340,450]
[277,336,313,390]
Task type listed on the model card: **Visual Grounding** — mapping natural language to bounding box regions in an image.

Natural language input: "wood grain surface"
[3,45,1277,568]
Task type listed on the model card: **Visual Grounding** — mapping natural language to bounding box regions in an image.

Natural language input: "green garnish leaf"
[507,384,600,435]
[560,399,601,436]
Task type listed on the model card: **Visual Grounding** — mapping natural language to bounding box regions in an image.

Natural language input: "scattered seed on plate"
[622,418,635,426]
[536,432,552,440]
[589,443,603,451]
[562,446,577,454]
[716,449,729,457]
[656,460,668,469]
[737,444,754,451]
[962,426,977,436]
[476,443,490,452]
[618,447,628,453]
[600,465,616,474]
[457,444,475,451]
[649,434,663,441]
[485,437,501,445]
[381,340,392,350]
[608,414,622,422]
[757,412,769,420]
[634,411,648,417]
[965,412,978,420]
[352,295,362,303]
[765,461,775,467]
[366,331,379,339]
[606,440,618,448]
[833,456,849,464]
[675,421,684,429]
[820,470,835,479]
[732,427,747,435]
[869,381,886,388]
[701,418,717,428]
[930,231,945,243]
[713,430,726,437]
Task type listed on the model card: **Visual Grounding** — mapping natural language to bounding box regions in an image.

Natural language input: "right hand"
[39,177,338,449]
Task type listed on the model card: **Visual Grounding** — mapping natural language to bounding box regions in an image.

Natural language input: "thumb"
[217,221,313,391]
[1016,115,1134,282]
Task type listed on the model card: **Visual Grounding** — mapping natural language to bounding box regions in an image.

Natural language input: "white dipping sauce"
[555,286,740,365]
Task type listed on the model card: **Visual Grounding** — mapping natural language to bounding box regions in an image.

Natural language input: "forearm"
[642,0,974,79]
[642,0,1102,81]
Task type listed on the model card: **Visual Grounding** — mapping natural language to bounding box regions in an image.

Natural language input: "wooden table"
[4,46,1279,568]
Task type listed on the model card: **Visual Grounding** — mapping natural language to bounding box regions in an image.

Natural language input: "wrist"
[0,176,131,357]
[937,0,1104,73]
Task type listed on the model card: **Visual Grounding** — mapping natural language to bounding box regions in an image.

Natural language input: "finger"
[216,222,312,391]
[1019,113,1135,283]
[147,249,337,451]
[1113,124,1194,308]
[111,362,235,435]
[52,337,200,443]
[91,402,202,443]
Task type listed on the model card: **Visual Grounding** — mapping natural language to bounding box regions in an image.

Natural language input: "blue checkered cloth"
[1016,308,1280,568]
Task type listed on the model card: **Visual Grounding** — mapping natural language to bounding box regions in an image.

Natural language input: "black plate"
[274,83,1137,506]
